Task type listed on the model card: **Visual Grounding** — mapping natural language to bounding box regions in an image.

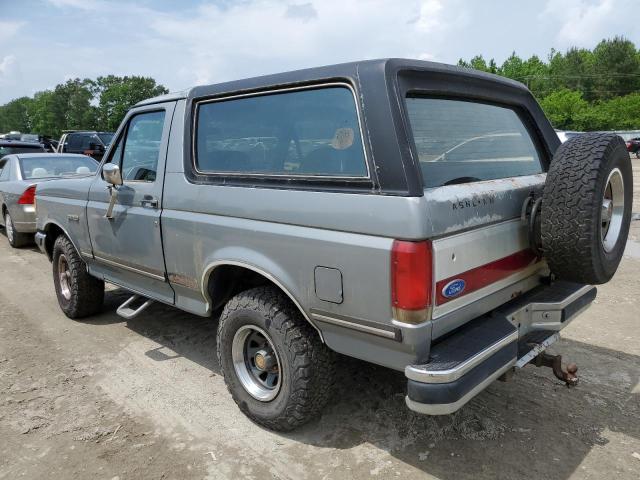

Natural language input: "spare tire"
[541,133,633,284]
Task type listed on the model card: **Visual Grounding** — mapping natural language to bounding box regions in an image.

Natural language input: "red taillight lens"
[391,240,432,324]
[18,185,36,205]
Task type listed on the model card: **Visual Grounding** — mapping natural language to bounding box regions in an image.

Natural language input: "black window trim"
[191,81,372,181]
[401,92,550,190]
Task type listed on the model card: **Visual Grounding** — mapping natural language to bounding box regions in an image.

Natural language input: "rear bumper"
[405,281,596,415]
[11,205,36,233]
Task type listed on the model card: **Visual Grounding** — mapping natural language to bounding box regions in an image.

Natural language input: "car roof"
[14,153,95,160]
[135,58,528,106]
[0,140,43,147]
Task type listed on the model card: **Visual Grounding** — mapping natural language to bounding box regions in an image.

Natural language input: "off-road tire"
[4,212,31,248]
[52,235,105,318]
[541,133,633,284]
[217,286,335,431]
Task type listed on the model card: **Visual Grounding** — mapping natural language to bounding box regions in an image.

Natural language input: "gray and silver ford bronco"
[34,59,633,431]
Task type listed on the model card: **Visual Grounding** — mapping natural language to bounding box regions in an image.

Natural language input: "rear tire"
[4,212,31,248]
[52,235,105,318]
[541,133,633,284]
[217,286,335,431]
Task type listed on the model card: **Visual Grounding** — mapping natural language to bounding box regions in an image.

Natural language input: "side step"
[116,295,154,320]
[405,315,518,415]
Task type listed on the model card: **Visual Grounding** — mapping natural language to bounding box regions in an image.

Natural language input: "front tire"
[217,286,335,431]
[52,235,105,318]
[4,212,31,248]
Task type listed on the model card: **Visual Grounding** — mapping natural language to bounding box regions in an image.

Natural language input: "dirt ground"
[1,162,639,480]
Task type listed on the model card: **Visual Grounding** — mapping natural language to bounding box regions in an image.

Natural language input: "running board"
[116,295,154,320]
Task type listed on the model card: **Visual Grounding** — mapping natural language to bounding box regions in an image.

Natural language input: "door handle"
[140,197,159,209]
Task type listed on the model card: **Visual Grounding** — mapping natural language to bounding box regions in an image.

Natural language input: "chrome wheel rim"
[601,168,624,253]
[5,214,14,244]
[57,254,72,300]
[231,325,282,401]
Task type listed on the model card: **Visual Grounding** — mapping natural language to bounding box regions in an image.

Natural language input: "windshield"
[97,133,114,145]
[0,145,45,158]
[19,156,98,179]
[405,97,543,188]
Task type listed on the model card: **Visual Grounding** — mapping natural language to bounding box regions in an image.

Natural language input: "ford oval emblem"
[442,279,466,298]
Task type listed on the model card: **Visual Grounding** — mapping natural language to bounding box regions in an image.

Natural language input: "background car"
[555,130,583,143]
[0,153,98,247]
[57,130,114,161]
[0,139,46,159]
[625,137,640,157]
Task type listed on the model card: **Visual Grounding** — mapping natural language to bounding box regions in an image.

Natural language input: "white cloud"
[0,0,638,104]
[0,20,24,45]
[46,0,103,10]
[414,0,445,32]
[284,2,318,22]
[543,0,631,46]
[146,0,456,88]
[0,55,16,76]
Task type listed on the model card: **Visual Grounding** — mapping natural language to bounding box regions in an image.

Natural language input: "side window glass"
[67,134,83,151]
[80,135,92,150]
[103,132,124,166]
[195,86,367,177]
[121,111,166,182]
[0,161,8,181]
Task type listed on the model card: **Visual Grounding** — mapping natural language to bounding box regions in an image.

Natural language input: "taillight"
[391,240,432,324]
[18,185,36,205]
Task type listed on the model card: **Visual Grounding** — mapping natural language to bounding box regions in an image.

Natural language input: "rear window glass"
[20,156,98,179]
[405,97,543,188]
[195,86,367,177]
[0,145,45,158]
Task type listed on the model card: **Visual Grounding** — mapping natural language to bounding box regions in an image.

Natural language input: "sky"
[0,0,639,104]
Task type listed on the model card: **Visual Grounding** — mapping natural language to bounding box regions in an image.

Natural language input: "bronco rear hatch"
[399,77,557,337]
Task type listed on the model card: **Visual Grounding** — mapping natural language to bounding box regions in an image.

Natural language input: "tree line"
[0,76,168,138]
[458,36,640,131]
[1,37,638,136]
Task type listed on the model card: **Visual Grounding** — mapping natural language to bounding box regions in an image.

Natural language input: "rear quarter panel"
[36,176,96,256]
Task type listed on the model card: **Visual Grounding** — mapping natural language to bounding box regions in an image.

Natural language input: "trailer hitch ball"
[533,352,578,387]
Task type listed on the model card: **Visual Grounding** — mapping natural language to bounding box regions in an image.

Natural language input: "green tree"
[53,78,98,131]
[499,53,549,96]
[592,36,640,99]
[458,55,498,74]
[29,90,64,137]
[0,97,33,133]
[94,76,168,131]
[538,89,589,130]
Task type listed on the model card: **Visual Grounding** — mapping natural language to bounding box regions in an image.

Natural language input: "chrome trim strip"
[311,313,397,340]
[405,330,518,384]
[405,360,515,415]
[515,332,560,368]
[93,255,166,281]
[200,260,324,341]
[432,218,528,282]
[191,82,372,180]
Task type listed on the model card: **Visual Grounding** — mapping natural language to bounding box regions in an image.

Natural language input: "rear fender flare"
[200,249,323,341]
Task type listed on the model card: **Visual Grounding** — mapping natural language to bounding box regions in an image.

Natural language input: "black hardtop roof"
[137,58,528,106]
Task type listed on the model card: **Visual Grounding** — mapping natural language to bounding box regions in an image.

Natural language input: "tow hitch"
[532,352,578,387]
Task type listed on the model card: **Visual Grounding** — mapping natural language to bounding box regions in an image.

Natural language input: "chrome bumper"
[34,231,47,254]
[405,281,596,415]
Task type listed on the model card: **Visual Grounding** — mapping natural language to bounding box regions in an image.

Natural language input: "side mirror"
[102,163,122,186]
